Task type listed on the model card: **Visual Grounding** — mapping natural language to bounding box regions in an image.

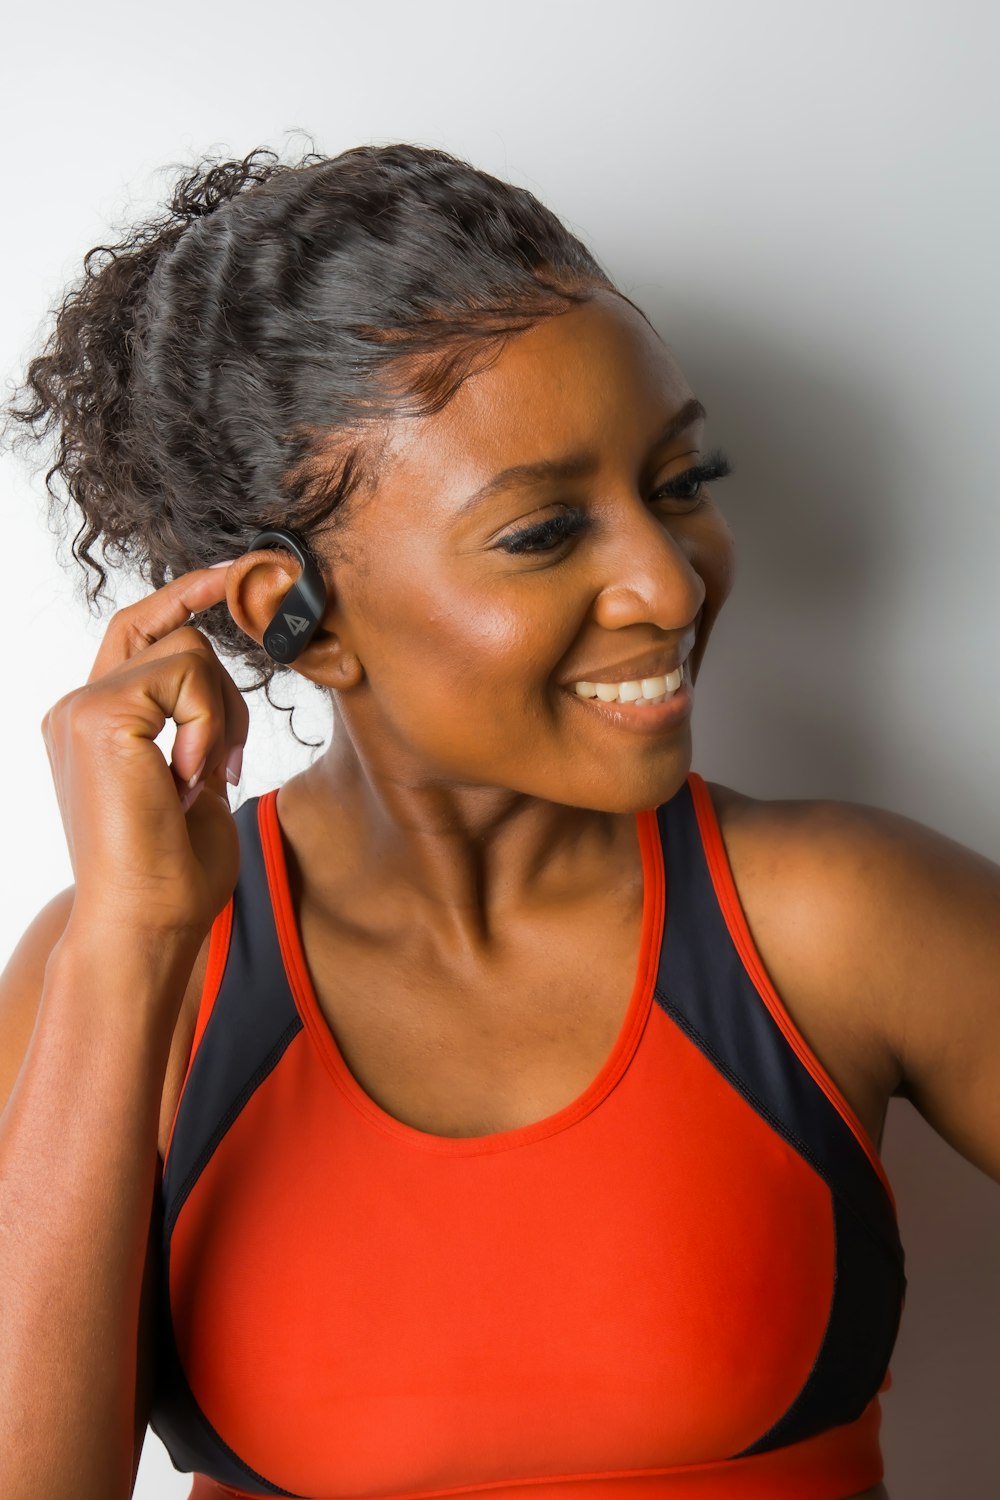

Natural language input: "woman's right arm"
[0,561,249,1500]
[0,899,205,1500]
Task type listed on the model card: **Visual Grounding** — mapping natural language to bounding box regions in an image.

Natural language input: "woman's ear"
[245,527,327,665]
[221,549,365,690]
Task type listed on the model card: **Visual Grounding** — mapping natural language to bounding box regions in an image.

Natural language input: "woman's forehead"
[374,294,694,518]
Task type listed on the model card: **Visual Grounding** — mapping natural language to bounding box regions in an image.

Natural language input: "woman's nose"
[590,502,706,634]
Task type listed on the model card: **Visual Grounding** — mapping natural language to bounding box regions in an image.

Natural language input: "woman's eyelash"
[498,509,590,556]
[652,446,733,503]
[497,445,735,556]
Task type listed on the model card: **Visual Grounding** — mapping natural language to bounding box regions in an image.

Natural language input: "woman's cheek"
[688,509,737,681]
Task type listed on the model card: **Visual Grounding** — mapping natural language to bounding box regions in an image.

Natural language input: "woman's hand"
[40,564,250,946]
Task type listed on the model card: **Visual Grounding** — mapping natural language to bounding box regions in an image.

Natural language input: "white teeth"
[571,663,685,704]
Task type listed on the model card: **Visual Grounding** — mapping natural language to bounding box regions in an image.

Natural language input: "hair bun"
[167,146,286,222]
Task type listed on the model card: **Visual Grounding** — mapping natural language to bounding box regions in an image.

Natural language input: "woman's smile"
[560,657,694,736]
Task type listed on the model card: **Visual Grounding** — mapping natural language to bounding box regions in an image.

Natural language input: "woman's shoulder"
[697,778,1000,1184]
[696,779,905,1153]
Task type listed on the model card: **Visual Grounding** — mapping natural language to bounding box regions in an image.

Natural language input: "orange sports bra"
[149,770,906,1500]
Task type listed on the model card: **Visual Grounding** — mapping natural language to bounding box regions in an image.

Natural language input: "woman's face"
[322,286,737,814]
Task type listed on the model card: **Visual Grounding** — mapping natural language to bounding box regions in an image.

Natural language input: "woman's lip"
[560,661,694,735]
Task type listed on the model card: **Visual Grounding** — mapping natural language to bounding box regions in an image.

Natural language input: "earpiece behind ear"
[248,527,328,664]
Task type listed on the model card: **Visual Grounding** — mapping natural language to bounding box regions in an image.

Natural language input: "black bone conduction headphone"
[247,527,328,665]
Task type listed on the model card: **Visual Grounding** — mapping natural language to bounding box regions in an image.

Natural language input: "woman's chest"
[285,794,893,1151]
[294,882,648,1139]
[161,784,894,1155]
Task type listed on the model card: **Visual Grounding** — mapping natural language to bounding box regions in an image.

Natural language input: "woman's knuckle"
[43,691,73,734]
[62,688,99,734]
[190,627,218,656]
[121,617,158,656]
[106,603,137,638]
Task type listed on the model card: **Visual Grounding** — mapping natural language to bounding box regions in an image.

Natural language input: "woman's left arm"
[813,799,1000,1185]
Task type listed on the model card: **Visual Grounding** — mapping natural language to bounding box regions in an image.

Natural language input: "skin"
[208,286,884,1494]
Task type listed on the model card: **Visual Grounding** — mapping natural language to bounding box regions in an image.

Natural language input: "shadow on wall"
[879,1098,1000,1496]
[636,288,1000,852]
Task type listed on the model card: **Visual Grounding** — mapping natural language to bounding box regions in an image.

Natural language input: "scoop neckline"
[256,789,667,1156]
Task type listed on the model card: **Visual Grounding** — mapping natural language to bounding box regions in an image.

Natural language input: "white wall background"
[1,1,998,1495]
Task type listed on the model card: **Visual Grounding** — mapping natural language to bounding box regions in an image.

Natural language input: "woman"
[1,141,997,1500]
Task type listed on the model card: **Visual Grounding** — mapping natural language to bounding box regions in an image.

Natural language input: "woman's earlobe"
[331,651,365,690]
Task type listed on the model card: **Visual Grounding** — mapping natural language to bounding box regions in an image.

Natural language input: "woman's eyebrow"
[455,397,707,518]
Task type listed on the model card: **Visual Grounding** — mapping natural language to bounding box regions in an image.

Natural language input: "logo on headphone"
[283,613,311,636]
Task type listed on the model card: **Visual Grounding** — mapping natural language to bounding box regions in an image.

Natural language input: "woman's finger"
[86,564,236,685]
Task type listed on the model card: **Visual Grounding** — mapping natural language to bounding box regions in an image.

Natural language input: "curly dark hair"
[1,137,625,747]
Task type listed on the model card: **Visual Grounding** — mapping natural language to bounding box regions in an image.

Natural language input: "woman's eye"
[494,447,734,556]
[496,509,588,555]
[656,472,705,503]
[651,447,734,508]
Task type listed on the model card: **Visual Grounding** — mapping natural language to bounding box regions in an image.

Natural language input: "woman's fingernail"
[188,756,207,788]
[180,781,205,814]
[208,559,237,569]
[225,745,244,786]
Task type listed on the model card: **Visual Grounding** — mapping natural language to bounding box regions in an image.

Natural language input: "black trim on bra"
[734,1192,904,1456]
[149,794,303,1493]
[159,795,302,1232]
[150,1238,300,1496]
[654,778,906,1455]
